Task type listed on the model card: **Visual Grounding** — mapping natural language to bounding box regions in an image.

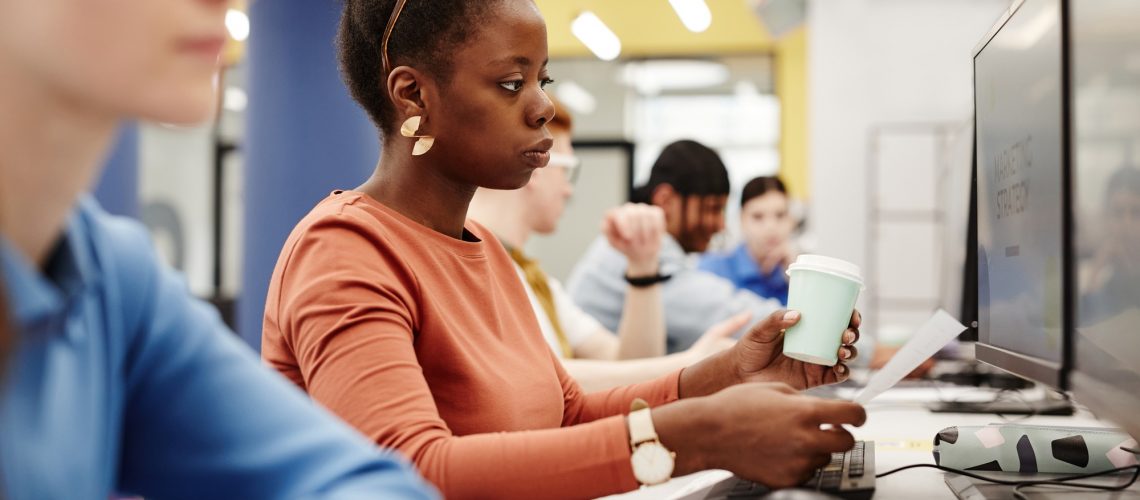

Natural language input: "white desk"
[602,386,1111,500]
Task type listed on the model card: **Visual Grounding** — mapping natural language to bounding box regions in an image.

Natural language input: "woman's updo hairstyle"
[338,0,502,136]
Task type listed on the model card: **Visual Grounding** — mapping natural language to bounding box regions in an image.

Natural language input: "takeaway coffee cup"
[782,255,865,366]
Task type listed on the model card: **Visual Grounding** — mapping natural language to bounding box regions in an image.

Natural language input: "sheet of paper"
[853,309,967,405]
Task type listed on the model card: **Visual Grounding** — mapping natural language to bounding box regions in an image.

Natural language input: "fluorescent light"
[572,11,621,61]
[734,81,760,98]
[555,81,598,115]
[226,9,250,42]
[224,87,248,112]
[669,0,712,33]
[621,60,729,95]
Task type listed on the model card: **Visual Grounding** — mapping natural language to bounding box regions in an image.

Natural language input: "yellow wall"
[775,27,809,200]
[535,0,774,57]
[535,1,809,199]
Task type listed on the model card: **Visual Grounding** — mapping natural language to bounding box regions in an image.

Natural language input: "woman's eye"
[499,80,524,92]
[540,78,556,89]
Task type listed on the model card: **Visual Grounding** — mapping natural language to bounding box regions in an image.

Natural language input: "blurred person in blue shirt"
[699,176,797,305]
[567,141,785,353]
[0,0,435,498]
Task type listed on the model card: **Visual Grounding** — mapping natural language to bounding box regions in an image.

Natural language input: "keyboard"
[683,440,876,500]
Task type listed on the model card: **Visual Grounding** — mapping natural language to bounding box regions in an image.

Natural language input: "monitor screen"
[974,0,1068,387]
[1070,0,1140,438]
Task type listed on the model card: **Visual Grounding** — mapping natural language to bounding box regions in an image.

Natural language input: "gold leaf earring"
[400,116,435,156]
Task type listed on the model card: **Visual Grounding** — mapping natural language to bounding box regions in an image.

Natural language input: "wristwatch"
[628,399,675,486]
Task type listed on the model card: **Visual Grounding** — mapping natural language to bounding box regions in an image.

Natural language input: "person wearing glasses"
[0,0,437,498]
[261,0,867,498]
[467,98,744,391]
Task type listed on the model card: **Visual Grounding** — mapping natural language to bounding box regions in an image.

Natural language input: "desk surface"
[602,386,1116,500]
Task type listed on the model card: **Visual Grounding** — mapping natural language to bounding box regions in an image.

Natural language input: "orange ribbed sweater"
[262,191,680,499]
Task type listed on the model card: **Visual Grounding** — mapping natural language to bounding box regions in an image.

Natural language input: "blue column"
[94,123,140,218]
[239,0,379,349]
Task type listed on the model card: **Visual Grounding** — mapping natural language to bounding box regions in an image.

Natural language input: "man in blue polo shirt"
[0,200,436,498]
[0,0,436,496]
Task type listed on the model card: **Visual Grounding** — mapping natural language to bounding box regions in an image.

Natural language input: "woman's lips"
[178,36,227,59]
[523,150,551,168]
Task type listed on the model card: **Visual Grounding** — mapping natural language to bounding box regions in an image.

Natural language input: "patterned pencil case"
[933,423,1139,474]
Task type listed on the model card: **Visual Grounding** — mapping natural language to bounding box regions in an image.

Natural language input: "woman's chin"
[483,170,536,191]
[142,105,216,127]
[130,87,218,126]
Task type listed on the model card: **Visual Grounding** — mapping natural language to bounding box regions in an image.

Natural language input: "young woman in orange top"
[261,0,867,498]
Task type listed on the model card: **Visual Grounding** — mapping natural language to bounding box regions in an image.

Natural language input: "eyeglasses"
[548,152,582,184]
[382,0,412,75]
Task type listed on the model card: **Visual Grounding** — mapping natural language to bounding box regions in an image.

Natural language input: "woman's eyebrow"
[488,55,550,69]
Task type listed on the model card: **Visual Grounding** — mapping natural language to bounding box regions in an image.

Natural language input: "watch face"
[631,443,675,485]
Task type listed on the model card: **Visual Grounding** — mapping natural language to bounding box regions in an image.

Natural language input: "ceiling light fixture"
[668,0,712,33]
[572,11,621,61]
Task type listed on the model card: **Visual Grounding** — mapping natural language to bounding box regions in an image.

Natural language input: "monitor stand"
[927,397,1075,416]
[923,361,1075,415]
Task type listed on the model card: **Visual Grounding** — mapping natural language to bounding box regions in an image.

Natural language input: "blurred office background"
[97,0,1033,348]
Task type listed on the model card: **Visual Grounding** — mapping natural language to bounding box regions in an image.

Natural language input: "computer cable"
[991,388,1036,422]
[875,446,1140,500]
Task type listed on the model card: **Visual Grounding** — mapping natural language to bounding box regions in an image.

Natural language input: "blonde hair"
[548,94,573,134]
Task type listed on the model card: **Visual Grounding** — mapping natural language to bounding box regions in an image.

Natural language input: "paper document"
[853,309,967,404]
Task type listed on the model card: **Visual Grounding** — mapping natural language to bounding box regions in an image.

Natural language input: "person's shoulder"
[697,249,734,272]
[285,191,412,257]
[75,197,161,279]
[73,198,184,337]
[297,191,384,232]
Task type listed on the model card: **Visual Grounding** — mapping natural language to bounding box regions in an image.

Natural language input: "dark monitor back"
[973,0,1070,390]
[961,147,979,342]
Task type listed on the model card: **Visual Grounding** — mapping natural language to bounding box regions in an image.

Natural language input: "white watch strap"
[628,408,658,446]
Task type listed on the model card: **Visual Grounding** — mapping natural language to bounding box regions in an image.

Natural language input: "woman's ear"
[387,66,434,124]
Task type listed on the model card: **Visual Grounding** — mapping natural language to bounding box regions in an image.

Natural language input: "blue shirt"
[566,235,782,353]
[698,244,790,305]
[0,199,436,499]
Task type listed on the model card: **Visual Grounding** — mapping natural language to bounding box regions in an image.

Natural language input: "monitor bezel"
[971,0,1074,391]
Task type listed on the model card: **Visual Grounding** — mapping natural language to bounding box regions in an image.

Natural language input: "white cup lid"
[786,254,864,288]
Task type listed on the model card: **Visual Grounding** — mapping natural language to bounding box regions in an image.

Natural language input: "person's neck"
[467,190,531,249]
[0,58,119,267]
[745,243,766,263]
[356,144,478,240]
[666,227,690,253]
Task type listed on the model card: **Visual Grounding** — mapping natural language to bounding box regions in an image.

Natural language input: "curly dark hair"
[632,140,731,204]
[740,176,787,207]
[337,0,502,137]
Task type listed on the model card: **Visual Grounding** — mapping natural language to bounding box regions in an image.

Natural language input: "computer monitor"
[931,118,979,343]
[1068,0,1140,440]
[973,0,1071,390]
[948,129,979,343]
